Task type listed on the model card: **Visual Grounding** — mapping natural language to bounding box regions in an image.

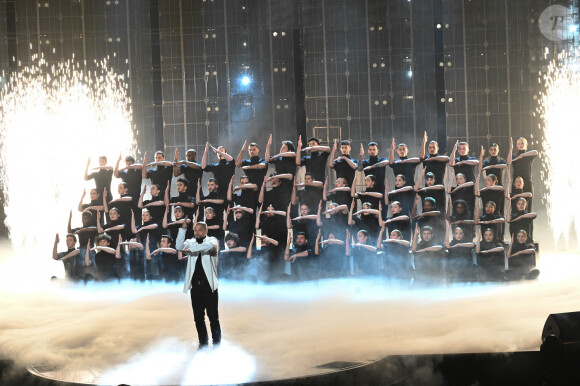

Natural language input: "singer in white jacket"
[176,220,221,347]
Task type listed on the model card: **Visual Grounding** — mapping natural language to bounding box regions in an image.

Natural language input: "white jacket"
[176,229,219,293]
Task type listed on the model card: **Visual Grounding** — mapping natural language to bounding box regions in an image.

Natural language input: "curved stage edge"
[14,350,552,385]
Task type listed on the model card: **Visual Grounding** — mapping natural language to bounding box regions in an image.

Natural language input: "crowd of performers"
[53,132,539,284]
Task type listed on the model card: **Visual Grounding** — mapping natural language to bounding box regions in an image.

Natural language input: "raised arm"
[317,200,323,227]
[478,145,485,174]
[284,231,292,261]
[114,153,122,178]
[357,143,365,171]
[164,184,170,206]
[162,204,170,228]
[414,167,426,192]
[247,234,255,259]
[201,142,209,170]
[351,174,358,198]
[137,185,146,209]
[411,223,419,252]
[223,206,230,231]
[345,229,351,256]
[348,199,355,226]
[328,139,337,169]
[322,176,329,201]
[388,138,396,165]
[173,149,181,177]
[195,180,202,205]
[227,175,235,202]
[474,199,480,223]
[77,189,86,212]
[419,131,427,159]
[446,196,451,220]
[67,209,73,233]
[258,176,267,204]
[175,215,190,251]
[384,179,389,205]
[131,210,138,235]
[255,203,263,229]
[286,203,292,229]
[411,194,419,218]
[315,229,322,256]
[506,233,515,259]
[84,157,91,181]
[145,234,152,260]
[235,140,247,168]
[141,152,148,179]
[449,140,458,167]
[377,225,385,249]
[52,233,60,260]
[264,134,273,163]
[506,200,512,223]
[96,211,104,234]
[475,226,482,253]
[295,135,303,166]
[113,235,122,259]
[85,240,91,266]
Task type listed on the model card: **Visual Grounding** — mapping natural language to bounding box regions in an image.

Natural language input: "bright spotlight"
[241,76,251,86]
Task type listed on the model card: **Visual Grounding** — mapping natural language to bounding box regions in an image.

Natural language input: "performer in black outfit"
[114,154,143,205]
[505,230,539,281]
[296,136,330,182]
[52,233,81,281]
[328,139,360,187]
[389,138,420,186]
[174,148,203,195]
[449,141,479,183]
[236,141,268,189]
[360,141,388,195]
[444,221,476,282]
[480,143,508,186]
[508,137,537,210]
[476,227,505,281]
[419,132,449,185]
[143,151,174,193]
[84,156,113,199]
[202,142,236,198]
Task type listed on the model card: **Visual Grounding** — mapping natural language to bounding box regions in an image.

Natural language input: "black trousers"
[190,277,221,345]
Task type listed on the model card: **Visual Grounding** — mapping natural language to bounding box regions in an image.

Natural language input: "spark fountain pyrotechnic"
[0,54,136,281]
[539,48,580,248]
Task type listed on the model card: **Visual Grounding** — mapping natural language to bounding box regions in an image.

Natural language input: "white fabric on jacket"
[176,228,219,293]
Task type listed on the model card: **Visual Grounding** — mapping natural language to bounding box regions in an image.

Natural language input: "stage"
[1,236,579,385]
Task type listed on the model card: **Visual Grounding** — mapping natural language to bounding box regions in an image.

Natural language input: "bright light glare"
[241,75,251,86]
[539,48,580,247]
[181,343,256,385]
[100,338,189,385]
[0,55,135,282]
